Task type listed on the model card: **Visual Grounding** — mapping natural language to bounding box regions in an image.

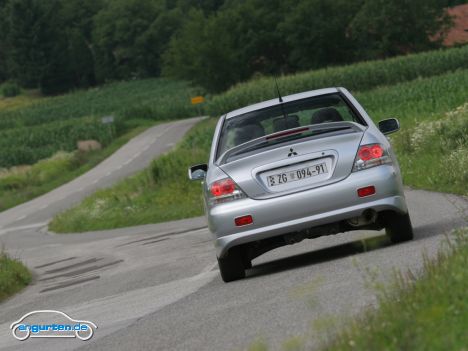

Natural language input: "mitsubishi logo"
[287,148,298,157]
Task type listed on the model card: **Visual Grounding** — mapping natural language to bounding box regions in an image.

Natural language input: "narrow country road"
[0,116,466,351]
[0,117,203,232]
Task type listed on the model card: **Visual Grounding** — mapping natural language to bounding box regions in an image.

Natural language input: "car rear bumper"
[208,165,407,258]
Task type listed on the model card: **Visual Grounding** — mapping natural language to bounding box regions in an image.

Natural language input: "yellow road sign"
[191,96,205,105]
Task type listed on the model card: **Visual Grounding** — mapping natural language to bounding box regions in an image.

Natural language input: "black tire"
[385,212,414,243]
[217,247,245,282]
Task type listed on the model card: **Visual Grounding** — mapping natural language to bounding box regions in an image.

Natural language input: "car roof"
[225,87,340,119]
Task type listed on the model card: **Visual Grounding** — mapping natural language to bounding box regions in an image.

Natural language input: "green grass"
[0,251,31,302]
[49,118,216,232]
[355,69,468,128]
[0,77,203,210]
[49,68,468,233]
[395,103,468,195]
[324,228,468,351]
[0,78,201,168]
[206,45,468,117]
[0,123,154,211]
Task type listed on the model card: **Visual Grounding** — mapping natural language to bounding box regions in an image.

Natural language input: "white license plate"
[267,162,328,187]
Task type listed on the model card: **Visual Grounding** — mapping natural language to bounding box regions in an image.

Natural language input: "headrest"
[311,108,343,124]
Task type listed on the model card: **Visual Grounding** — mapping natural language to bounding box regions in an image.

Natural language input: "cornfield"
[0,78,200,168]
[206,45,468,117]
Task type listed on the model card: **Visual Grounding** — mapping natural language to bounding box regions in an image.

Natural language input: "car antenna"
[275,77,288,122]
[274,77,283,103]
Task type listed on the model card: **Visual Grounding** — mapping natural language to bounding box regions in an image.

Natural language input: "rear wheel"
[385,212,414,243]
[218,247,246,282]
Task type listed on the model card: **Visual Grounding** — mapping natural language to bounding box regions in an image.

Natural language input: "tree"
[348,0,452,59]
[163,0,291,92]
[59,0,103,88]
[280,0,362,70]
[5,0,50,88]
[0,0,9,82]
[93,0,169,82]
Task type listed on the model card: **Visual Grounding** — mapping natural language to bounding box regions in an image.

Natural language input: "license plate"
[267,162,328,187]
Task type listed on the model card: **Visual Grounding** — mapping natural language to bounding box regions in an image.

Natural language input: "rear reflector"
[235,215,253,227]
[357,186,376,197]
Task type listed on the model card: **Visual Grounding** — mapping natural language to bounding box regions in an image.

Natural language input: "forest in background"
[0,0,464,94]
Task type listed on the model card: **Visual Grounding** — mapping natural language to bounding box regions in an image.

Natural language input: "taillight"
[358,144,383,161]
[208,177,245,205]
[353,144,391,172]
[210,179,236,197]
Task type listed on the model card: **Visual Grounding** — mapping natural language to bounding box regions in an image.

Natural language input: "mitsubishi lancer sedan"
[189,87,413,282]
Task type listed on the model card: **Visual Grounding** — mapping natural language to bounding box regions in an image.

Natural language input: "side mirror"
[188,164,208,181]
[378,118,400,135]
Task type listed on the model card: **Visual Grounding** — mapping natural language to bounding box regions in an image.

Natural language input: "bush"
[1,81,21,98]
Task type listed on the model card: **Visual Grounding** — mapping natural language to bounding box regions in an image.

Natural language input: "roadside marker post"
[191,96,205,116]
[101,115,115,138]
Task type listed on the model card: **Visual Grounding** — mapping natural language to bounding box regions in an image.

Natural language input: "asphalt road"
[0,117,467,351]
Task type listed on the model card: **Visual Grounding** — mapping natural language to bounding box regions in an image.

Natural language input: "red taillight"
[358,144,384,161]
[235,215,253,226]
[210,179,236,197]
[357,186,376,197]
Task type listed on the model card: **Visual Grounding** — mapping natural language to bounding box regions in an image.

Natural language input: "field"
[205,45,468,117]
[0,78,200,211]
[0,78,200,168]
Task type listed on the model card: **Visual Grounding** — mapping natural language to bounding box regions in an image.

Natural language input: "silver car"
[189,87,413,282]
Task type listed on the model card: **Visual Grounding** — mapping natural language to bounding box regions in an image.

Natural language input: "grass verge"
[50,69,468,233]
[0,123,154,211]
[0,251,31,302]
[49,118,216,232]
[324,228,468,351]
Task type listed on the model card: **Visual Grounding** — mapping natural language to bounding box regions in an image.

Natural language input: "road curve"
[0,117,204,233]
[0,118,467,350]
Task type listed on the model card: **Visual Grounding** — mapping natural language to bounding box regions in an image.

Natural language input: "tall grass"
[0,78,201,168]
[206,45,468,117]
[396,103,468,195]
[355,69,468,126]
[325,229,468,351]
[0,250,31,302]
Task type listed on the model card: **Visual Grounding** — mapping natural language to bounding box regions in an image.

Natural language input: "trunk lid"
[218,124,365,200]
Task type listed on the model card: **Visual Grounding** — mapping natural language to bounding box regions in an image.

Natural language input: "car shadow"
[411,217,467,241]
[245,234,392,279]
[245,216,463,279]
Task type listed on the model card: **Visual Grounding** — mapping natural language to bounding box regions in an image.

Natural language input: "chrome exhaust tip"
[347,209,377,227]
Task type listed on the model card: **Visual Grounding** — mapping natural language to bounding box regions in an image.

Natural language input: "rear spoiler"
[217,121,366,165]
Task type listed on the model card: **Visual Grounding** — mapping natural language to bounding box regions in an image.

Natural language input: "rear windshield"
[216,93,363,159]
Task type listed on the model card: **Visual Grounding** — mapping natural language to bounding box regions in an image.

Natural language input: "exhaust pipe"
[347,209,377,227]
